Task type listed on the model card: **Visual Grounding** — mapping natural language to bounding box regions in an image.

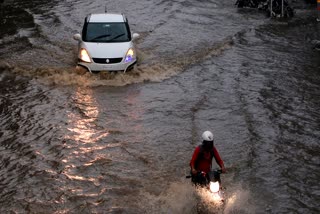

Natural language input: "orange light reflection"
[66,87,109,144]
[62,87,109,189]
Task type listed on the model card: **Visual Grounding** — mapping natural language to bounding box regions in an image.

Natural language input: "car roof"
[87,13,125,23]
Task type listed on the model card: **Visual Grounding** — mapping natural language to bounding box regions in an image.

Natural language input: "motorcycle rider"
[190,131,226,185]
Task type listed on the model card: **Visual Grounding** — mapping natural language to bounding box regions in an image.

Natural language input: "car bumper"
[78,59,136,73]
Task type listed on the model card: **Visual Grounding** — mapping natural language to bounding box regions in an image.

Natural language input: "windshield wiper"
[89,34,111,41]
[108,33,125,41]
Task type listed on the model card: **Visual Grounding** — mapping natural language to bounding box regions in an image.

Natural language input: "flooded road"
[0,0,320,213]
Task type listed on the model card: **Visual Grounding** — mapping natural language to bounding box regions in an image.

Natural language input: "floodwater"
[0,0,319,213]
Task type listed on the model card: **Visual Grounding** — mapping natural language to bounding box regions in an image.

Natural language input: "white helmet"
[202,131,214,141]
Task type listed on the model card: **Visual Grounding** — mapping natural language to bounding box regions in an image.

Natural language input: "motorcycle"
[186,169,225,203]
[235,0,294,18]
[266,0,294,18]
[235,0,259,8]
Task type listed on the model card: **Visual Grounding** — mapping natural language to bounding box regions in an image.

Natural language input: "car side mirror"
[73,33,81,41]
[132,33,140,41]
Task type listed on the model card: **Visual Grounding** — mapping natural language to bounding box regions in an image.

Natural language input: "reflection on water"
[66,87,108,144]
[0,0,319,212]
[60,87,110,210]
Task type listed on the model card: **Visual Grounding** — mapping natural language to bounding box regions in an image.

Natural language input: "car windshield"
[83,22,130,43]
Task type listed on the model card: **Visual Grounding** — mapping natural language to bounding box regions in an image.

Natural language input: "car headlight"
[80,48,91,63]
[124,48,135,63]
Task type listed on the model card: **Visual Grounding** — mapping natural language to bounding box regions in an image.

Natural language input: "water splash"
[140,180,197,214]
[223,186,256,214]
[1,35,234,87]
[8,62,181,87]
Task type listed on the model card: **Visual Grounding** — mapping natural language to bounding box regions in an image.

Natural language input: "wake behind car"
[73,13,139,73]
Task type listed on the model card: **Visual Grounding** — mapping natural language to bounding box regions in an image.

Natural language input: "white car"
[73,13,139,73]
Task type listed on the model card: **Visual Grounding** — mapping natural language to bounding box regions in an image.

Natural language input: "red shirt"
[190,146,224,173]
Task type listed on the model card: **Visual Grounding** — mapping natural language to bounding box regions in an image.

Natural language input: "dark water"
[0,0,319,213]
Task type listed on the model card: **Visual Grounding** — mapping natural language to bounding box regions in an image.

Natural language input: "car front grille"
[92,58,123,64]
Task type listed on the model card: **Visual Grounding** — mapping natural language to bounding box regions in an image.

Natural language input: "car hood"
[83,42,132,58]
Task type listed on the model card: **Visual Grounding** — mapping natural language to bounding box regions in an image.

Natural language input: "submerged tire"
[75,66,88,75]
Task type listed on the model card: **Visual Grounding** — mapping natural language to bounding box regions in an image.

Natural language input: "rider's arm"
[190,146,200,174]
[213,147,226,173]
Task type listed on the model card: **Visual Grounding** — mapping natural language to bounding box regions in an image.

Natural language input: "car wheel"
[126,64,137,73]
[75,66,88,75]
[91,70,101,74]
